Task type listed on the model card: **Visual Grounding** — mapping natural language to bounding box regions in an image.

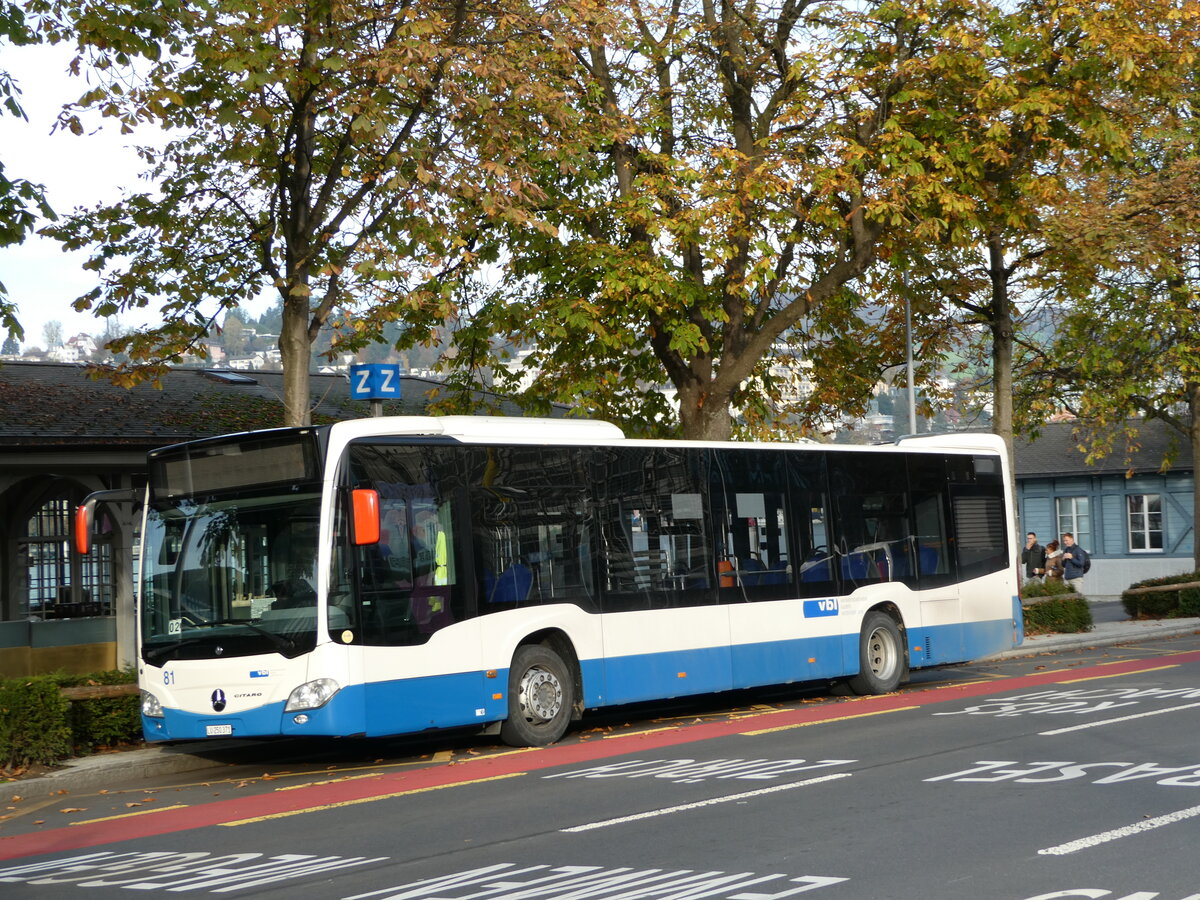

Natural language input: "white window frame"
[1055,496,1092,552]
[1127,493,1164,553]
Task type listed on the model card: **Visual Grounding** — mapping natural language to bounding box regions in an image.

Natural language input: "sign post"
[349,364,402,417]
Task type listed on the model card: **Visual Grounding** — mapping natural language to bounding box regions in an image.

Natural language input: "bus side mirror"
[351,489,381,546]
[74,488,141,556]
[75,503,94,555]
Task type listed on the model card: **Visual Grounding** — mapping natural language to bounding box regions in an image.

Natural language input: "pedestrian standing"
[1060,532,1090,594]
[1043,540,1064,581]
[1021,532,1046,583]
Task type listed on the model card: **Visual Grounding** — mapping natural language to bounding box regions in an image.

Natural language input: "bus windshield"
[139,492,322,665]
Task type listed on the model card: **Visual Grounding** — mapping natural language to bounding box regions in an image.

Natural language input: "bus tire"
[500,644,574,747]
[846,610,906,695]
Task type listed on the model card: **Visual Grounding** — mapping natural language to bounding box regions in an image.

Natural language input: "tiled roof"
[0,361,530,449]
[1015,419,1193,478]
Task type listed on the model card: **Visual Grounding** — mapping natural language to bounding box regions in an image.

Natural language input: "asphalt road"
[4,631,1200,900]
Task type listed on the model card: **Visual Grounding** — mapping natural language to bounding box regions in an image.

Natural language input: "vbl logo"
[803,598,839,618]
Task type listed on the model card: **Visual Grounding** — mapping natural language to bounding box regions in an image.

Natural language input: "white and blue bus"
[80,417,1021,747]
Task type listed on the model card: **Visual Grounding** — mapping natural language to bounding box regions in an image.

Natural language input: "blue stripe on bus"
[144,616,1017,741]
[731,634,847,687]
[601,645,733,705]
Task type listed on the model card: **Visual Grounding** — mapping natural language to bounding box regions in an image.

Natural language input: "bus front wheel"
[500,644,574,747]
[846,611,907,695]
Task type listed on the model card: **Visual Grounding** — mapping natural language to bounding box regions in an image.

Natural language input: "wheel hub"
[867,627,898,678]
[519,666,563,722]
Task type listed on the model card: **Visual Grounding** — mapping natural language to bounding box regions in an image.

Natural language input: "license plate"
[206,724,233,736]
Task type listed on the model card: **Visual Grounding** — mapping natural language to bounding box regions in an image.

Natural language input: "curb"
[985,618,1200,661]
[6,739,303,797]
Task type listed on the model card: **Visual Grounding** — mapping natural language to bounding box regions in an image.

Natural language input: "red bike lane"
[4,650,1198,862]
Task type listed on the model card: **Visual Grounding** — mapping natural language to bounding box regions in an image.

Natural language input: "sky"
[0,40,157,348]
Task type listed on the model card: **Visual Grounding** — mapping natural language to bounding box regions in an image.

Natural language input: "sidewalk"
[989,612,1200,660]
[9,609,1200,798]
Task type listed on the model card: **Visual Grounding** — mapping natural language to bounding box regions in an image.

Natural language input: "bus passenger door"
[910,457,963,666]
[596,448,731,705]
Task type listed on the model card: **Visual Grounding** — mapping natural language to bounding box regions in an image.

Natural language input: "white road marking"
[559,772,851,833]
[1039,802,1200,855]
[1038,701,1200,735]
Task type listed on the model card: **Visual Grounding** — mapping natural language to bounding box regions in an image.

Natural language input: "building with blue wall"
[1015,420,1195,597]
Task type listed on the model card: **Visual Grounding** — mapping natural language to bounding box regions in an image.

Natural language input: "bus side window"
[597,447,712,611]
[907,454,954,588]
[470,446,595,613]
[826,452,914,588]
[712,448,793,602]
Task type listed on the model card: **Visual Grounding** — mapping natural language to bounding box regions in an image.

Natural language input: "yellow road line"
[219,772,524,827]
[602,727,678,739]
[1060,664,1179,684]
[741,705,919,735]
[70,804,189,826]
[275,772,388,792]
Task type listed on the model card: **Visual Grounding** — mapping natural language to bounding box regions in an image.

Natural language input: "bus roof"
[327,416,1004,457]
[329,415,627,445]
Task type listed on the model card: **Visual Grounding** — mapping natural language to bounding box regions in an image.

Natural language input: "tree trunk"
[279,296,312,426]
[677,381,734,440]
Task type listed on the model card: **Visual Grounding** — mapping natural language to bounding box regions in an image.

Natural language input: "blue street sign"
[349,363,403,400]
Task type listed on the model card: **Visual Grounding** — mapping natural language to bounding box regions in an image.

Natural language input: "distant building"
[47,333,98,363]
[1015,419,1195,594]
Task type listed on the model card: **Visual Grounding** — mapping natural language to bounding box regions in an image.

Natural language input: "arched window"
[18,486,115,619]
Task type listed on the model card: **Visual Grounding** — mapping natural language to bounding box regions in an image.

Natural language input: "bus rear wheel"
[847,611,907,695]
[500,644,574,747]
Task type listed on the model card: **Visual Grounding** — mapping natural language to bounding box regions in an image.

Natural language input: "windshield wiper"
[195,619,299,656]
[143,635,206,666]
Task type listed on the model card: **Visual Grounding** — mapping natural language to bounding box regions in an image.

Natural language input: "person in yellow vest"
[432,529,448,587]
[411,507,448,617]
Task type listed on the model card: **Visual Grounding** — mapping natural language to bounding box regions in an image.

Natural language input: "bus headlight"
[141,690,164,718]
[285,678,341,712]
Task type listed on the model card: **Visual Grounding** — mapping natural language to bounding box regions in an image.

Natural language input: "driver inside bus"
[411,507,444,584]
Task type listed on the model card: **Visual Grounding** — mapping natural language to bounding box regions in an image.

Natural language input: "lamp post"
[906,292,917,435]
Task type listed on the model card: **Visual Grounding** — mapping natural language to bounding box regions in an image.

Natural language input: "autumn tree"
[444,0,1196,442]
[32,0,570,424]
[895,0,1195,485]
[1039,142,1200,565]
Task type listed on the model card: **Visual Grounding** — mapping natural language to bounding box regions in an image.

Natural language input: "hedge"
[1022,579,1094,635]
[1121,572,1200,619]
[0,669,141,772]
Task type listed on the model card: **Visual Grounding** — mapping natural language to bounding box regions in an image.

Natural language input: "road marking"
[560,772,851,833]
[276,773,387,791]
[1039,700,1200,735]
[1059,664,1179,683]
[603,727,679,739]
[741,705,918,735]
[218,772,524,826]
[69,805,190,826]
[1039,802,1200,855]
[7,650,1200,863]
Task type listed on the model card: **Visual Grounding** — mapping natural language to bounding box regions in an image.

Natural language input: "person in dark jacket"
[1021,532,1046,583]
[1061,532,1089,592]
